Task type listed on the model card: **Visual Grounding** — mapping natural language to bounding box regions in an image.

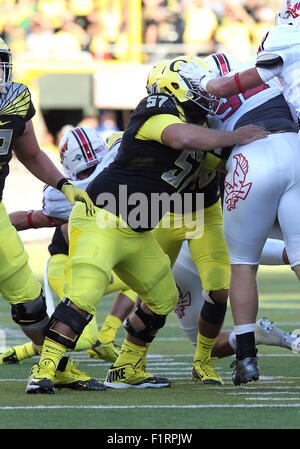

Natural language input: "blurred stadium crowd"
[1,0,281,63]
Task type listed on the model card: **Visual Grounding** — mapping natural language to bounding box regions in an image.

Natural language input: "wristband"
[46,215,56,226]
[57,178,70,191]
[26,210,36,229]
[199,75,210,91]
[234,72,245,93]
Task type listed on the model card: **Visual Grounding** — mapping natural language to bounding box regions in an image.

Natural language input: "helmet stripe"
[212,53,232,76]
[71,128,96,162]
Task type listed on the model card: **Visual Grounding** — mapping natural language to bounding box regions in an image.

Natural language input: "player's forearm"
[162,123,237,151]
[206,68,263,98]
[9,211,30,230]
[17,150,64,188]
[9,209,63,230]
[164,124,247,151]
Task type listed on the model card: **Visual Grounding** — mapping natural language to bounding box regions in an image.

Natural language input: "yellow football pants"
[64,203,178,316]
[47,254,138,350]
[0,202,41,305]
[152,200,230,291]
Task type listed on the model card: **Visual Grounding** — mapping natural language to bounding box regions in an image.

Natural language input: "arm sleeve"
[255,52,284,83]
[136,114,183,143]
[256,65,282,83]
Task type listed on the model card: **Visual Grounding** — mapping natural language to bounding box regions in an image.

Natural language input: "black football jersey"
[0,81,35,199]
[48,227,69,256]
[87,93,218,231]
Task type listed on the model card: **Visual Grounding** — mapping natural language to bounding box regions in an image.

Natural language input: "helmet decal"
[287,0,300,17]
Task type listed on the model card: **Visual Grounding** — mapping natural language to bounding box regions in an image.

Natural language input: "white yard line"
[1,404,300,410]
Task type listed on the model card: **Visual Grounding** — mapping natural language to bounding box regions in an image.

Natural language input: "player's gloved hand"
[178,60,215,91]
[57,178,95,216]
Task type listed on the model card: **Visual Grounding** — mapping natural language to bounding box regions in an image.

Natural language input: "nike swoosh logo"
[0,120,10,126]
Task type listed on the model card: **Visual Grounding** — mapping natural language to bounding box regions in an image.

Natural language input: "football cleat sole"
[26,378,55,395]
[104,376,170,389]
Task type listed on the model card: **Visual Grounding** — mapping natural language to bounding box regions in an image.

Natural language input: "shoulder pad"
[144,93,178,111]
[135,93,183,121]
[256,53,284,68]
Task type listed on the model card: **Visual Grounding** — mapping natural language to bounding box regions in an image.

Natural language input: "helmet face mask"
[0,38,12,88]
[59,127,106,180]
[156,56,221,121]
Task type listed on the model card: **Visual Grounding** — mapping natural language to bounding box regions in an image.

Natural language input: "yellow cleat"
[87,340,121,363]
[26,360,56,394]
[104,361,170,389]
[0,347,19,364]
[54,356,106,391]
[192,358,224,385]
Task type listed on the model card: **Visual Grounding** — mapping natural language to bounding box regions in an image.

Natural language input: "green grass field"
[1,242,300,431]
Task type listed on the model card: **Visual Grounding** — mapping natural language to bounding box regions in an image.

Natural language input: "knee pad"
[200,291,227,325]
[43,298,93,349]
[124,304,166,343]
[11,290,48,330]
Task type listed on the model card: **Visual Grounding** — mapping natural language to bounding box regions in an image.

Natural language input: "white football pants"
[173,238,285,347]
[223,132,300,267]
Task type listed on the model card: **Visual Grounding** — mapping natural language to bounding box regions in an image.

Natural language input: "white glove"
[178,60,215,91]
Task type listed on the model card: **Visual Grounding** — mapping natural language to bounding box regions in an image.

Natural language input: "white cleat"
[255,317,300,352]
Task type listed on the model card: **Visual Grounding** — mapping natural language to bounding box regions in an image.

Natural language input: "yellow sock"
[14,342,36,361]
[35,345,43,354]
[75,317,99,351]
[98,315,122,344]
[194,333,216,362]
[116,338,148,367]
[39,338,67,370]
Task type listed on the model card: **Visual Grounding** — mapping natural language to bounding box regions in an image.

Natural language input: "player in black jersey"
[0,38,103,393]
[27,56,268,392]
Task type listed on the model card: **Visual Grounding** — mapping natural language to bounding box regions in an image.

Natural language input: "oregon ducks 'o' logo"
[169,59,187,73]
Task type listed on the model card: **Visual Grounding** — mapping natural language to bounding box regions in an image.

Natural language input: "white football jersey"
[256,25,300,118]
[43,145,118,221]
[207,58,282,131]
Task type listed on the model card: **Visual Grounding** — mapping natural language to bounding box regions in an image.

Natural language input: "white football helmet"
[59,126,106,180]
[0,38,12,88]
[204,52,242,78]
[275,0,300,27]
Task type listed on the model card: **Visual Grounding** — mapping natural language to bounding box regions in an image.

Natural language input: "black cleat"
[230,356,259,386]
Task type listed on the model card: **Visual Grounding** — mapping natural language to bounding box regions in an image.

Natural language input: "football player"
[0,38,104,391]
[2,127,137,365]
[178,47,300,385]
[5,128,297,378]
[26,56,268,393]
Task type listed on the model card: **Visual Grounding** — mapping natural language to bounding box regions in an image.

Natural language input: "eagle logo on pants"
[224,153,252,211]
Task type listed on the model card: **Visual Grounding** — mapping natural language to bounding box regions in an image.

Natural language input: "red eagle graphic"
[224,153,252,211]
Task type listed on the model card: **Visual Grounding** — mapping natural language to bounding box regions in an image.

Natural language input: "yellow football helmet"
[0,38,12,88]
[146,60,168,94]
[156,55,221,120]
